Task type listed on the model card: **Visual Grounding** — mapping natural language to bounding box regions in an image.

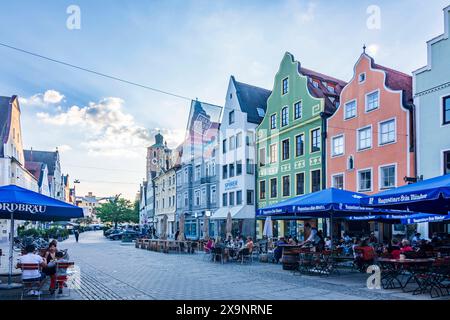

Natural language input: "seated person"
[203,239,215,253]
[50,251,70,294]
[416,239,434,257]
[16,244,47,295]
[300,223,320,248]
[386,239,401,259]
[368,232,378,244]
[411,233,422,247]
[400,239,413,253]
[273,237,287,263]
[245,236,254,253]
[431,232,442,247]
[354,239,375,272]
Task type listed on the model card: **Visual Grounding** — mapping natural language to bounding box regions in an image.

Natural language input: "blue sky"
[0,0,449,199]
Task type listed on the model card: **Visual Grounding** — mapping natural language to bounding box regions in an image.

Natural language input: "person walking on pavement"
[74,229,80,243]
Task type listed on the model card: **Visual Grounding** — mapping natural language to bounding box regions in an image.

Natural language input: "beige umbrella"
[203,214,210,240]
[226,211,233,239]
[178,213,186,241]
[160,215,168,239]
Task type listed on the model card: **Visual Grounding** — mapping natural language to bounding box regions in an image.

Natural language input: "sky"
[0,0,449,200]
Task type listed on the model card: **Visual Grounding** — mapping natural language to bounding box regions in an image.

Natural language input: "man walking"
[74,229,80,243]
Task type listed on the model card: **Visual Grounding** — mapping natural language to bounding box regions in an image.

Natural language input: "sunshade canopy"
[257,188,403,218]
[361,174,450,214]
[0,185,84,221]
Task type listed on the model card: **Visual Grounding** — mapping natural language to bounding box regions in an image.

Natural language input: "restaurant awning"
[210,206,254,220]
[401,213,450,225]
[257,188,398,218]
[361,174,450,214]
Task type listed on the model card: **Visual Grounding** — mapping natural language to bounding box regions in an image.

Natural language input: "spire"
[363,44,367,54]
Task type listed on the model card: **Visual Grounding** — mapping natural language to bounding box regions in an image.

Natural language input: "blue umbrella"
[401,213,450,225]
[361,174,450,214]
[257,188,405,218]
[0,185,83,289]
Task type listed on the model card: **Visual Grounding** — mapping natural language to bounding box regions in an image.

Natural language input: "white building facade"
[212,76,271,238]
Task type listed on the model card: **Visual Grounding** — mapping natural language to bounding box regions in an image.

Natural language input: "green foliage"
[96,197,139,228]
[18,228,42,238]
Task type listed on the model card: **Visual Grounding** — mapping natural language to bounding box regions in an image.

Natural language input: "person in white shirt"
[16,244,47,295]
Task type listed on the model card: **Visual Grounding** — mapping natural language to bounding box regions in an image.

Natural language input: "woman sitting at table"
[400,239,413,253]
[354,239,375,272]
[204,238,215,253]
[273,237,287,263]
[385,239,401,259]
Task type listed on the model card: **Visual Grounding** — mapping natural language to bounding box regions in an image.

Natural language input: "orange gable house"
[326,52,415,239]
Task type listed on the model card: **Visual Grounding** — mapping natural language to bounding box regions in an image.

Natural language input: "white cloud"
[57,144,72,152]
[19,89,65,107]
[37,97,184,158]
[287,0,317,24]
[43,90,65,104]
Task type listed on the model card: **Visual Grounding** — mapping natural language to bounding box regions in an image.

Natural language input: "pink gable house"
[326,52,415,238]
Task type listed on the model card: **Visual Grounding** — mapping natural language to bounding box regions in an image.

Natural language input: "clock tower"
[146,132,172,180]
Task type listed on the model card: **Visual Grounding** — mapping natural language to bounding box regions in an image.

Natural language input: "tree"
[96,197,138,229]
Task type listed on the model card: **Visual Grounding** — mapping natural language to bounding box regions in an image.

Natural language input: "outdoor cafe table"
[377,258,435,292]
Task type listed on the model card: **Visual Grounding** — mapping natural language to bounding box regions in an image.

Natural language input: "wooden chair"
[19,263,44,300]
[53,262,75,298]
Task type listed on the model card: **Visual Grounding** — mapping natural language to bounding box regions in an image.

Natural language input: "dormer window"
[359,73,366,83]
[229,110,235,125]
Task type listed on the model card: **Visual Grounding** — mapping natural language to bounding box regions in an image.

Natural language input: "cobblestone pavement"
[2,231,449,300]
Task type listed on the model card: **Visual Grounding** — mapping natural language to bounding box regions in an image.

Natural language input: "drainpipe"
[320,112,327,190]
[404,98,417,179]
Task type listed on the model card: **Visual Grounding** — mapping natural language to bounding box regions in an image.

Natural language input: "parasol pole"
[8,211,13,285]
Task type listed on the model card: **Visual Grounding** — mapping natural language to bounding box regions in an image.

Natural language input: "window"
[229,163,235,177]
[194,190,200,206]
[379,119,396,145]
[222,139,227,153]
[380,165,396,190]
[311,129,321,153]
[246,131,254,146]
[229,136,236,150]
[269,144,278,163]
[444,151,450,175]
[358,169,372,192]
[282,176,290,197]
[236,160,242,176]
[366,91,380,112]
[236,190,242,205]
[294,101,302,120]
[282,139,290,161]
[256,108,265,118]
[311,170,321,192]
[236,132,242,148]
[223,193,228,206]
[259,148,266,167]
[184,192,188,206]
[270,114,277,129]
[195,165,201,181]
[344,100,357,119]
[282,77,289,95]
[259,181,266,200]
[246,190,254,205]
[222,165,228,179]
[281,107,289,127]
[184,168,189,183]
[211,186,216,203]
[296,173,305,195]
[332,174,344,190]
[229,192,235,206]
[246,159,254,175]
[270,178,277,198]
[312,80,319,88]
[357,126,372,150]
[201,188,207,205]
[359,73,366,83]
[444,96,450,125]
[295,134,304,157]
[327,85,335,93]
[332,135,344,156]
[229,110,235,125]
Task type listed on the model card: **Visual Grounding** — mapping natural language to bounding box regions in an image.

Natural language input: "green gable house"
[256,52,346,239]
